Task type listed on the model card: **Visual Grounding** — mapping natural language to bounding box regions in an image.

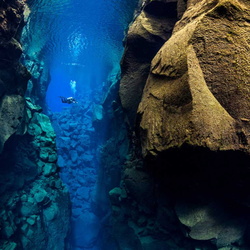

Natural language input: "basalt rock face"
[119,0,179,125]
[0,2,70,249]
[138,0,250,156]
[116,0,250,249]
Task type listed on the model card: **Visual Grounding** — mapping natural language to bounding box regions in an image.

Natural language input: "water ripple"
[23,0,138,78]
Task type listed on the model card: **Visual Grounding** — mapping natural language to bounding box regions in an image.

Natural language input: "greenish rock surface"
[0,1,70,249]
[0,99,70,249]
[23,59,50,109]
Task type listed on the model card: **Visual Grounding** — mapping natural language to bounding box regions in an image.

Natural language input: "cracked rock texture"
[115,0,250,249]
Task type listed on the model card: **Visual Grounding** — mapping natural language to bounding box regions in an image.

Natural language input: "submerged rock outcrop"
[120,0,179,124]
[0,99,70,250]
[0,1,70,249]
[116,0,250,249]
[24,58,50,110]
[0,0,30,153]
[138,0,250,156]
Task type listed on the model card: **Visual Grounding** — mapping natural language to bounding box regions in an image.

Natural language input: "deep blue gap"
[22,0,138,249]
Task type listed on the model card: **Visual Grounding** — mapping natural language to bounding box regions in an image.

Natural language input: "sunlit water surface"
[24,0,137,111]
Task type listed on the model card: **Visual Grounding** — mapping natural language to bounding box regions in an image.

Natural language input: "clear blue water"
[22,0,137,249]
[24,0,137,111]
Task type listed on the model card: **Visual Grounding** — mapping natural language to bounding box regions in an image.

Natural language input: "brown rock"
[0,0,30,98]
[0,0,24,40]
[116,1,250,249]
[137,0,250,156]
[120,0,178,125]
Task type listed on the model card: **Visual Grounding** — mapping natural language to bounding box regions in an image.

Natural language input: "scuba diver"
[59,96,78,104]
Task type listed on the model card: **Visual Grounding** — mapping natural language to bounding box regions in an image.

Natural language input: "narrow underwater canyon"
[0,0,250,250]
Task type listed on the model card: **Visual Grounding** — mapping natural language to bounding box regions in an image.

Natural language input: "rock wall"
[21,4,51,111]
[119,0,179,125]
[0,0,30,153]
[0,99,70,250]
[0,1,70,249]
[24,57,50,110]
[138,0,250,156]
[115,0,250,249]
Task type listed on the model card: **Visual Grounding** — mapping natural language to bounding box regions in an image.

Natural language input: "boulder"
[34,189,48,203]
[43,204,59,222]
[43,163,57,176]
[175,200,247,247]
[31,113,55,137]
[26,215,37,226]
[0,241,17,250]
[76,186,90,201]
[25,98,43,113]
[70,150,78,163]
[57,155,66,167]
[28,123,42,136]
[20,201,39,217]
